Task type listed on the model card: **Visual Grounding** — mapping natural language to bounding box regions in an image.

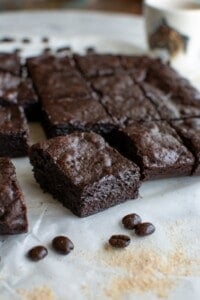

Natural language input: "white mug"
[144,0,200,64]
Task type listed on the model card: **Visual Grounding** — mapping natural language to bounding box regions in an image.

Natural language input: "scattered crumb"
[17,286,57,300]
[95,245,199,299]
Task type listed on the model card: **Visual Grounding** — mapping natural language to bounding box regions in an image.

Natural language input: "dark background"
[0,0,143,14]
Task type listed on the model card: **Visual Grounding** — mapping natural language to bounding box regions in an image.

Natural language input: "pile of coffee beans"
[109,213,156,248]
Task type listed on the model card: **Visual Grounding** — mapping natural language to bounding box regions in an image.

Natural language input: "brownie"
[0,53,21,75]
[0,105,29,157]
[42,97,116,138]
[27,55,89,101]
[74,54,122,78]
[0,72,21,105]
[145,60,200,118]
[140,81,200,120]
[92,73,161,126]
[0,69,38,121]
[0,157,28,234]
[119,121,194,180]
[30,132,141,217]
[171,118,200,175]
[17,78,39,121]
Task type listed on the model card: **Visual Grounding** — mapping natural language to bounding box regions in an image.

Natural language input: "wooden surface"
[0,0,143,14]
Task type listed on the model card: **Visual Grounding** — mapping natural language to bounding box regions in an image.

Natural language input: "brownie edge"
[0,158,28,234]
[29,132,141,217]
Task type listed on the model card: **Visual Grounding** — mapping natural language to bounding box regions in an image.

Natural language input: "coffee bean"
[22,38,31,44]
[135,222,155,237]
[86,47,95,53]
[43,47,51,54]
[122,213,142,229]
[52,236,74,255]
[109,235,130,248]
[27,246,48,261]
[42,37,49,43]
[0,37,15,43]
[56,46,71,53]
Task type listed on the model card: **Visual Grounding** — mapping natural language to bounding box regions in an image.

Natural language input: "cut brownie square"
[27,55,89,101]
[17,78,39,121]
[38,73,90,101]
[119,121,194,180]
[0,72,21,105]
[27,54,77,76]
[171,118,200,175]
[74,54,122,78]
[30,132,141,217]
[0,70,39,121]
[0,157,28,234]
[0,53,21,75]
[140,81,200,120]
[41,97,116,138]
[92,73,161,126]
[0,105,29,157]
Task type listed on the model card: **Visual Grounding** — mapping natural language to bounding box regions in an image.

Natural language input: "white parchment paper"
[0,11,200,300]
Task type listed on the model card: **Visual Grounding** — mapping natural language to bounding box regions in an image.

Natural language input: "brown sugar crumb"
[99,246,199,299]
[17,286,57,300]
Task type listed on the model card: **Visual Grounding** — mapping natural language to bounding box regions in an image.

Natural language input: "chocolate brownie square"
[41,97,116,138]
[27,55,89,101]
[0,157,28,234]
[140,81,200,120]
[30,132,141,217]
[74,54,122,78]
[38,73,90,101]
[120,121,194,180]
[26,54,78,92]
[146,60,200,118]
[171,118,200,175]
[0,72,20,105]
[92,73,161,126]
[18,78,39,121]
[0,105,29,157]
[0,70,39,121]
[0,53,21,75]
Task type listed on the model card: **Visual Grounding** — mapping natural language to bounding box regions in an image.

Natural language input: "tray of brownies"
[0,11,200,300]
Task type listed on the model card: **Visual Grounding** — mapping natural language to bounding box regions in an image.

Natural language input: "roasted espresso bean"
[22,38,31,44]
[27,246,48,261]
[109,235,130,248]
[43,47,51,54]
[0,37,15,43]
[86,47,95,53]
[42,37,49,43]
[122,213,142,229]
[52,236,74,255]
[57,46,71,53]
[135,222,155,237]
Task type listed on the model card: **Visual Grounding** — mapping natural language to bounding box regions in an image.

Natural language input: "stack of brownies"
[1,51,200,234]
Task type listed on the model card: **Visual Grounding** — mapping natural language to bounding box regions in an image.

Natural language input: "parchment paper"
[0,11,200,300]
